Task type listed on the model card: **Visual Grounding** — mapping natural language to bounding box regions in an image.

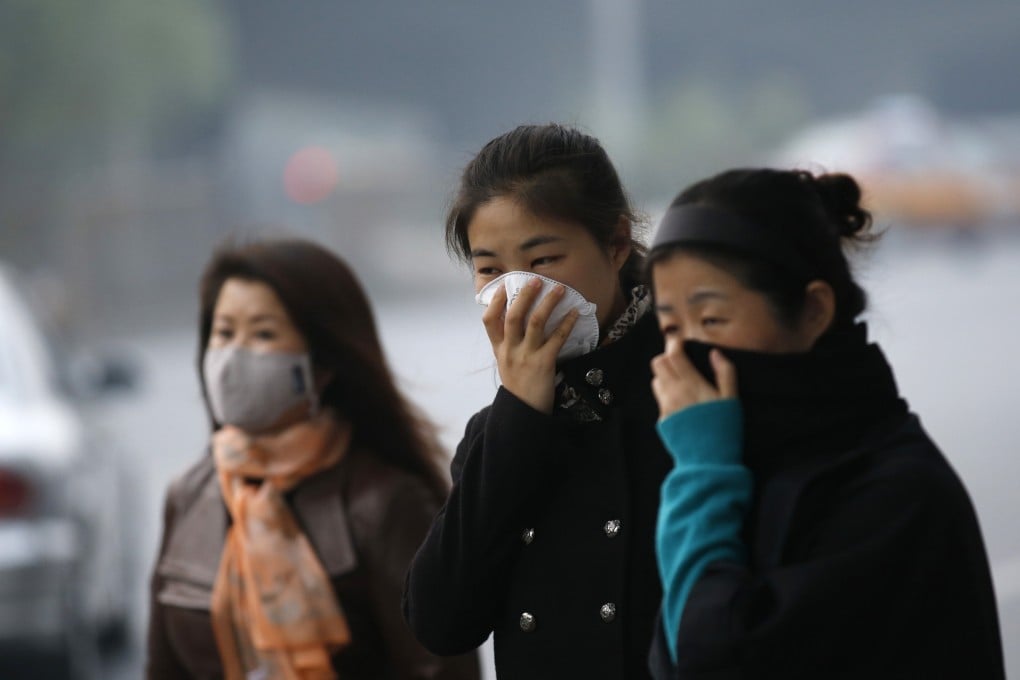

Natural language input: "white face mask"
[475,271,600,362]
[203,346,318,432]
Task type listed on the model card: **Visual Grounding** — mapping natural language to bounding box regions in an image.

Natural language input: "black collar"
[683,324,908,478]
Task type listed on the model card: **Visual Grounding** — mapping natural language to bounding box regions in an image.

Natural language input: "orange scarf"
[210,413,352,680]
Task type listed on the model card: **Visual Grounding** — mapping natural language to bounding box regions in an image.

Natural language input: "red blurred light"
[283,146,340,204]
[0,469,32,516]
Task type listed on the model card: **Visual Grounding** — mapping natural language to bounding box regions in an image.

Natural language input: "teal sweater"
[655,399,751,663]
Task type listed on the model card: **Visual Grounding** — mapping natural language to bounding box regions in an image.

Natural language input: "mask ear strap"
[299,354,320,417]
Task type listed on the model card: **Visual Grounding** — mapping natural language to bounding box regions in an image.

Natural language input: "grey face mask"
[203,346,318,432]
[475,271,600,362]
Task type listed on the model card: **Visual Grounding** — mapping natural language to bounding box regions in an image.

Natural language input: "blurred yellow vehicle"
[775,95,1020,229]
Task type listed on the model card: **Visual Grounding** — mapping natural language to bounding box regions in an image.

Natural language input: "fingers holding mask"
[523,282,568,350]
[482,284,508,346]
[492,278,574,356]
[482,278,571,414]
[544,305,580,357]
[504,277,543,341]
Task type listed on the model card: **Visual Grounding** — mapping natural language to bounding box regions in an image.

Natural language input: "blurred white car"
[0,265,133,678]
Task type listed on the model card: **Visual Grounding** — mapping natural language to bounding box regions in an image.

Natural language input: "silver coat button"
[597,388,613,405]
[519,612,536,632]
[604,519,621,538]
[600,603,616,623]
[585,368,604,386]
[522,528,535,545]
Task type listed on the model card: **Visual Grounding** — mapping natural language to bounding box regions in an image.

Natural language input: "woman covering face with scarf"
[146,239,480,680]
[646,169,1004,678]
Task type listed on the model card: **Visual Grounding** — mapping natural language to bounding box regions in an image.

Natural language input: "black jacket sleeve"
[363,474,481,680]
[651,448,1004,679]
[402,387,577,654]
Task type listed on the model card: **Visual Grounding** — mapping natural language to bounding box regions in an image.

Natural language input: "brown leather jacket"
[146,448,480,680]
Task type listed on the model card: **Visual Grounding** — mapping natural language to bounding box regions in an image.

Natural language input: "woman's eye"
[255,330,277,341]
[660,324,679,337]
[214,328,233,340]
[476,266,500,277]
[702,317,725,327]
[531,255,561,267]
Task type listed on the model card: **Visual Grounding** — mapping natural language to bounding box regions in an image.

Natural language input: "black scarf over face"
[683,323,909,480]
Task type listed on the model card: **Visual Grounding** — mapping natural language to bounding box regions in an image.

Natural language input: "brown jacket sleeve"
[145,485,191,679]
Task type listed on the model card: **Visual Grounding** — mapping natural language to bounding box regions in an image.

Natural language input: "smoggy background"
[2,2,1019,676]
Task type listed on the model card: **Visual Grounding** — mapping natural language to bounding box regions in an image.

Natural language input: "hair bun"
[814,173,872,239]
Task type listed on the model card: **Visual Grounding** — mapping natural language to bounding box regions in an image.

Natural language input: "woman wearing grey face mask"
[146,238,480,680]
[402,124,674,680]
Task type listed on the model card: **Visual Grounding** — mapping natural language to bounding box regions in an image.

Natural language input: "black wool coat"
[404,312,673,679]
[649,332,1005,679]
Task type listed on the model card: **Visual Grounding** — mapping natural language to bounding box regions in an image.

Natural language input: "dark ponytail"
[813,172,873,240]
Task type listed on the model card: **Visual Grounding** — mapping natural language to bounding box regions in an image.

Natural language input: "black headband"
[651,204,813,280]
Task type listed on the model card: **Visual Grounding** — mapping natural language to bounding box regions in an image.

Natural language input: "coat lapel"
[291,462,359,578]
[156,465,227,609]
[156,456,359,612]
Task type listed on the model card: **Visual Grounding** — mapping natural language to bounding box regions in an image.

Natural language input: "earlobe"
[802,280,836,345]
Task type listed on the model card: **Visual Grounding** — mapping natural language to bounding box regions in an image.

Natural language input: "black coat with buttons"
[403,313,672,679]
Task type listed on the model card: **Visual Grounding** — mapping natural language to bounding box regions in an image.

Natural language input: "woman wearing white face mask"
[147,239,480,680]
[403,124,673,679]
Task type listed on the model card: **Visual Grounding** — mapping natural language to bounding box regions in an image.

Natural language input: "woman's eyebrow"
[470,234,563,258]
[519,235,563,252]
[687,290,727,305]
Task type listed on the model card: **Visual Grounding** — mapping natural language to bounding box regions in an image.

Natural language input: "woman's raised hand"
[482,278,579,414]
[651,339,738,420]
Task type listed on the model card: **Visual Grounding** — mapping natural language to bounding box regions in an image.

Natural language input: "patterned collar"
[555,285,652,422]
[602,285,652,346]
